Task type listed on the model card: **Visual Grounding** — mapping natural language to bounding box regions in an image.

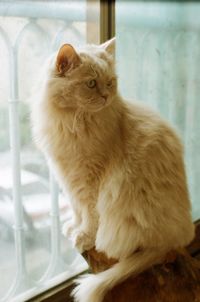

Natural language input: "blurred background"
[116,0,200,220]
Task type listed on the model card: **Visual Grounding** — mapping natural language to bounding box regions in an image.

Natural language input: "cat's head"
[50,38,117,112]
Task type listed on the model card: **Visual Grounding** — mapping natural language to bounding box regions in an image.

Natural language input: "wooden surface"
[82,221,200,302]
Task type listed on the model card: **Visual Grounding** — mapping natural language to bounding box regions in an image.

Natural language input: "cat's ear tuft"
[101,37,115,55]
[56,44,80,74]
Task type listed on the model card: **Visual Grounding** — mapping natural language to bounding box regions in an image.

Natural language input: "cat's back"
[122,100,183,155]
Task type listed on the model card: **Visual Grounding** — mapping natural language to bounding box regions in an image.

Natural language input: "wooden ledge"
[82,222,200,302]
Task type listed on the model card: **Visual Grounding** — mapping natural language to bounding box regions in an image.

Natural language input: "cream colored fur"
[31,37,194,302]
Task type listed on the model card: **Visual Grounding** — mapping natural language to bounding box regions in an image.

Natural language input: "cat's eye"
[86,79,96,88]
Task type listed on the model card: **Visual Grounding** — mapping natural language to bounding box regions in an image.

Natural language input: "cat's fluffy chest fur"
[31,39,194,302]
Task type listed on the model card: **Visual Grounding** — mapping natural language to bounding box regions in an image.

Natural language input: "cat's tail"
[72,248,167,302]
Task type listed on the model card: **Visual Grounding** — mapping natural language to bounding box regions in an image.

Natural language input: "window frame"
[28,279,75,302]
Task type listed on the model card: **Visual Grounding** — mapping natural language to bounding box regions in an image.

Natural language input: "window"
[1,0,199,301]
[116,0,200,220]
[0,1,101,301]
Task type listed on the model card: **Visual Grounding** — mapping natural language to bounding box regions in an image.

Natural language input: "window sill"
[27,271,88,302]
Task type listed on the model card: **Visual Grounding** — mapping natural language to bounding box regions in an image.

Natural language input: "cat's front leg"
[72,202,99,253]
[62,198,82,238]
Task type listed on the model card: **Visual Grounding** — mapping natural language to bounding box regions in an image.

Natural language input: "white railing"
[0,1,88,301]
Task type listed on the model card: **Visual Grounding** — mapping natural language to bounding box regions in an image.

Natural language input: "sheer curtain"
[116,1,200,220]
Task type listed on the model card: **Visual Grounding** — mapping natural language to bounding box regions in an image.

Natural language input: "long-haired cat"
[31,38,194,302]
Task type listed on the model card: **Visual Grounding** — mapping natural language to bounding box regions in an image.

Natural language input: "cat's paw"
[62,220,76,237]
[72,230,95,253]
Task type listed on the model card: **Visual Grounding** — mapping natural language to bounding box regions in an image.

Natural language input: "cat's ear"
[56,44,80,74]
[101,37,115,55]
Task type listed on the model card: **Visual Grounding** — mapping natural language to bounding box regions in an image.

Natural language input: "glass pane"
[0,1,100,300]
[116,1,200,220]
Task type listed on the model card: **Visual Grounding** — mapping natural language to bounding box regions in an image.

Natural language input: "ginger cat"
[31,38,194,302]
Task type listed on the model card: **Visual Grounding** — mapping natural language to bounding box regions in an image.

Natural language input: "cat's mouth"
[81,97,110,112]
